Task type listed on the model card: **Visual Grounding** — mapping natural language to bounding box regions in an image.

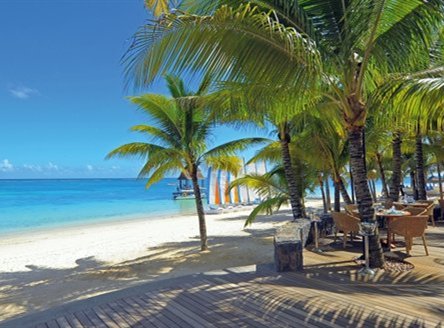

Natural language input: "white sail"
[245,162,259,203]
[219,170,230,205]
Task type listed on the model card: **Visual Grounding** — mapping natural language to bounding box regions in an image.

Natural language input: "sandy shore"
[0,200,322,322]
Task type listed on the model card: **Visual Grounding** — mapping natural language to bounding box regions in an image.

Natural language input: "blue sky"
[0,0,266,179]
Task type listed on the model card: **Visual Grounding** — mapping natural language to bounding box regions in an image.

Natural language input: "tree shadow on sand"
[0,220,282,322]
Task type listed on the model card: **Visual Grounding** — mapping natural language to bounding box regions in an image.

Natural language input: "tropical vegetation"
[121,1,444,268]
[108,75,267,251]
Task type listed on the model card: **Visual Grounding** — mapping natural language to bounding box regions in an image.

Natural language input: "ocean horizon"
[0,177,399,235]
[0,178,198,235]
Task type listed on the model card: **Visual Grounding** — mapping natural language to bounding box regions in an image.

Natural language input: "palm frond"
[205,155,242,175]
[244,196,288,226]
[106,142,164,160]
[124,3,321,89]
[203,137,271,160]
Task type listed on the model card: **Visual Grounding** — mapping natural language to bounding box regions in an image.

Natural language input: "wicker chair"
[403,207,427,216]
[331,212,361,248]
[344,204,358,216]
[417,200,434,205]
[389,215,429,256]
[425,203,435,227]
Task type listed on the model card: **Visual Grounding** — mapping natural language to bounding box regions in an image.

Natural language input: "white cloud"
[86,164,94,171]
[0,159,14,172]
[9,86,39,99]
[23,164,43,172]
[47,162,59,171]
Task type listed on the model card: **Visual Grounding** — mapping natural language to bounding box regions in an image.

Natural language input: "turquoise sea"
[0,178,197,235]
[0,178,404,235]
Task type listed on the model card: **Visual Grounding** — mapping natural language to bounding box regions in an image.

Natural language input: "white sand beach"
[0,200,322,322]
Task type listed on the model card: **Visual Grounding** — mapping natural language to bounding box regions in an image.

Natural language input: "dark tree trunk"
[376,153,389,198]
[348,128,384,268]
[333,180,340,212]
[415,133,427,200]
[349,163,355,203]
[389,132,402,202]
[279,137,304,219]
[325,174,332,211]
[371,179,377,201]
[338,176,352,205]
[438,163,443,200]
[410,170,418,200]
[191,164,208,251]
[318,174,328,213]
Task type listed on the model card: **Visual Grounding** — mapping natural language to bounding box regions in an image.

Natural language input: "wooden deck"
[3,223,444,328]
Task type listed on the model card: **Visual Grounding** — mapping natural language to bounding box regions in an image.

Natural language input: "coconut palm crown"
[124,1,444,267]
[107,75,268,251]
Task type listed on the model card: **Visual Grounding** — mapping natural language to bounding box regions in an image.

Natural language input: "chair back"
[417,200,434,205]
[331,212,361,233]
[344,204,358,215]
[390,215,428,238]
[425,203,435,217]
[403,207,426,216]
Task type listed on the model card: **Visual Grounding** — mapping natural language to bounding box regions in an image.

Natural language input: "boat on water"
[172,171,206,200]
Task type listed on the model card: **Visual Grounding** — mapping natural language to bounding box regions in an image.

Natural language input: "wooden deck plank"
[45,320,60,328]
[73,311,94,327]
[160,287,249,328]
[131,294,182,328]
[90,306,120,328]
[120,297,164,328]
[63,313,84,328]
[253,272,440,327]
[278,271,443,325]
[98,304,130,328]
[82,308,107,328]
[143,290,212,328]
[35,323,48,328]
[135,291,193,328]
[196,279,326,328]
[107,300,141,327]
[112,299,146,328]
[55,316,72,328]
[205,276,344,328]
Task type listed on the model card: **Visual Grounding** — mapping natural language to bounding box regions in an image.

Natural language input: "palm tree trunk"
[338,176,352,205]
[318,174,328,213]
[325,174,332,211]
[438,163,443,200]
[376,153,389,198]
[349,163,355,203]
[191,164,208,251]
[371,179,377,201]
[416,133,427,200]
[389,132,402,201]
[410,170,418,200]
[348,128,384,268]
[279,137,304,219]
[334,180,340,212]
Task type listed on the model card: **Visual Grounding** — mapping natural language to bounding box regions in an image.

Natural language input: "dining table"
[375,209,411,248]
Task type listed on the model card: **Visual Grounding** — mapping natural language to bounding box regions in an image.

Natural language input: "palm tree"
[123,1,443,267]
[231,157,317,227]
[299,113,352,208]
[108,75,267,251]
